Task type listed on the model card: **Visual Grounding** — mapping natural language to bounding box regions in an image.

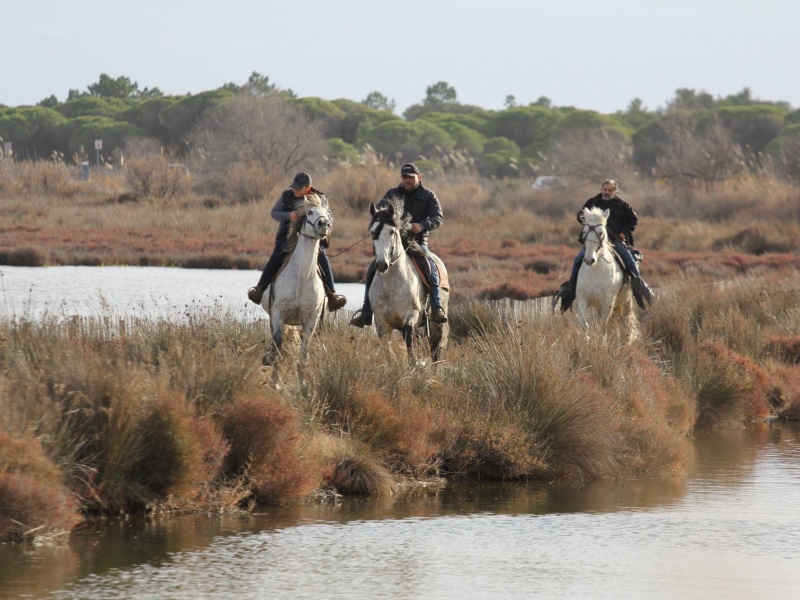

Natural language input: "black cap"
[290,172,312,190]
[400,163,420,176]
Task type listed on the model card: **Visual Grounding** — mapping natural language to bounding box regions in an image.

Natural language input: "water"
[0,265,365,322]
[2,424,799,599]
[2,267,800,598]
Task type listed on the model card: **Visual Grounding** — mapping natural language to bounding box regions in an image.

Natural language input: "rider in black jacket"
[557,179,652,311]
[350,162,447,327]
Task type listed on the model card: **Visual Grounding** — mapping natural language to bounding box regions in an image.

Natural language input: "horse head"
[581,207,610,266]
[369,198,411,273]
[298,193,332,240]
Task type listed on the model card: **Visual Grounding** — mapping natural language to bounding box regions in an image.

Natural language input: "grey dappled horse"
[575,206,638,343]
[261,193,331,384]
[368,199,449,363]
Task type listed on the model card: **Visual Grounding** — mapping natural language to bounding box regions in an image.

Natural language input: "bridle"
[298,208,331,241]
[583,222,612,262]
[373,219,412,267]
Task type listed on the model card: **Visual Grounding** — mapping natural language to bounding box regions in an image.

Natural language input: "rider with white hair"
[248,172,347,311]
[350,162,447,327]
[557,179,652,311]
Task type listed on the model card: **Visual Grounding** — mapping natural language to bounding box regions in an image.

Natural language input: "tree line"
[1,72,799,194]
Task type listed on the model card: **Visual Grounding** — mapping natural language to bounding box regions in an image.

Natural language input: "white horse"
[368,199,449,363]
[261,193,332,383]
[575,206,638,343]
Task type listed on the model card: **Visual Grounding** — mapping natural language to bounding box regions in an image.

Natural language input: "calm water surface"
[0,265,365,321]
[2,267,800,599]
[2,425,799,599]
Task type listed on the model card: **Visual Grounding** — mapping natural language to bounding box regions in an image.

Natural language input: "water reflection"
[3,423,800,599]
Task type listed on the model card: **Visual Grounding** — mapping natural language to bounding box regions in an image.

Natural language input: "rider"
[350,162,447,327]
[247,172,347,311]
[557,179,653,311]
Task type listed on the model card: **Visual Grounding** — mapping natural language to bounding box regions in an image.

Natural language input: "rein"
[386,227,414,267]
[326,233,371,257]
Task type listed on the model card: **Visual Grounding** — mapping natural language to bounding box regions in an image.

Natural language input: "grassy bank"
[3,271,800,543]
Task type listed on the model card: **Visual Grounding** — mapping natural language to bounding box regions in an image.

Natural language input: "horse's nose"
[376,260,388,273]
[584,257,595,266]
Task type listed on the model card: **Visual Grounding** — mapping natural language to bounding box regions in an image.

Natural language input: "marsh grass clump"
[221,394,319,504]
[0,433,81,544]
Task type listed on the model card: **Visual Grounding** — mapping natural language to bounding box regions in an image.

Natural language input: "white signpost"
[95,139,102,167]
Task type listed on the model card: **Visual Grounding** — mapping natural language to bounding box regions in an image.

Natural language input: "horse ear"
[369,202,377,216]
[387,203,395,218]
[602,209,610,220]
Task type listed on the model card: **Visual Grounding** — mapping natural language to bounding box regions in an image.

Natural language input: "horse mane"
[285,193,326,253]
[582,206,607,226]
[372,196,413,243]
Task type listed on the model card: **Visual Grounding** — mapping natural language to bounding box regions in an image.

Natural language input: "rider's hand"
[290,211,299,222]
[410,223,423,234]
[619,233,626,241]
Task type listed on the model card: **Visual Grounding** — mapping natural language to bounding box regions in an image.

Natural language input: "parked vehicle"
[531,176,565,191]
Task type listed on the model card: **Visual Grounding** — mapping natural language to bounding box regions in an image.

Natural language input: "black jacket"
[270,188,307,242]
[378,183,443,245]
[577,193,638,246]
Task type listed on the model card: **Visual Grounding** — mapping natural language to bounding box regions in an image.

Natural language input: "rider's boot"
[326,291,347,312]
[430,277,447,325]
[248,284,265,305]
[556,268,579,313]
[630,276,653,307]
[421,255,447,324]
[429,284,448,324]
[350,300,373,328]
[350,260,376,327]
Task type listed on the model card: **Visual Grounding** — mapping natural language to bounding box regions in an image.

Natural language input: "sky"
[3,0,799,115]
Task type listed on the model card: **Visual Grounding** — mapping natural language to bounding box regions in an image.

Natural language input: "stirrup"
[349,308,372,328]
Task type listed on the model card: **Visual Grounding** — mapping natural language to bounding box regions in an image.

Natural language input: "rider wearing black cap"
[350,162,447,327]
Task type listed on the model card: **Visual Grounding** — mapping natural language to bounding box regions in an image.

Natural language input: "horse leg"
[576,299,591,340]
[402,323,416,363]
[263,321,285,386]
[296,321,318,386]
[622,299,639,344]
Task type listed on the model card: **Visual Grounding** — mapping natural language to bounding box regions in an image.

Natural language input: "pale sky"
[3,0,798,114]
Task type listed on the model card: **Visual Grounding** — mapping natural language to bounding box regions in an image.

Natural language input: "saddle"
[403,241,449,290]
[410,254,450,291]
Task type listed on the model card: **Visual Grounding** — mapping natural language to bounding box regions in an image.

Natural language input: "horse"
[261,193,332,384]
[367,198,449,364]
[575,206,638,343]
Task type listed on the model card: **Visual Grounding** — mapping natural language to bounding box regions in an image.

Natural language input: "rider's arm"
[270,191,295,224]
[419,191,443,232]
[619,200,639,239]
